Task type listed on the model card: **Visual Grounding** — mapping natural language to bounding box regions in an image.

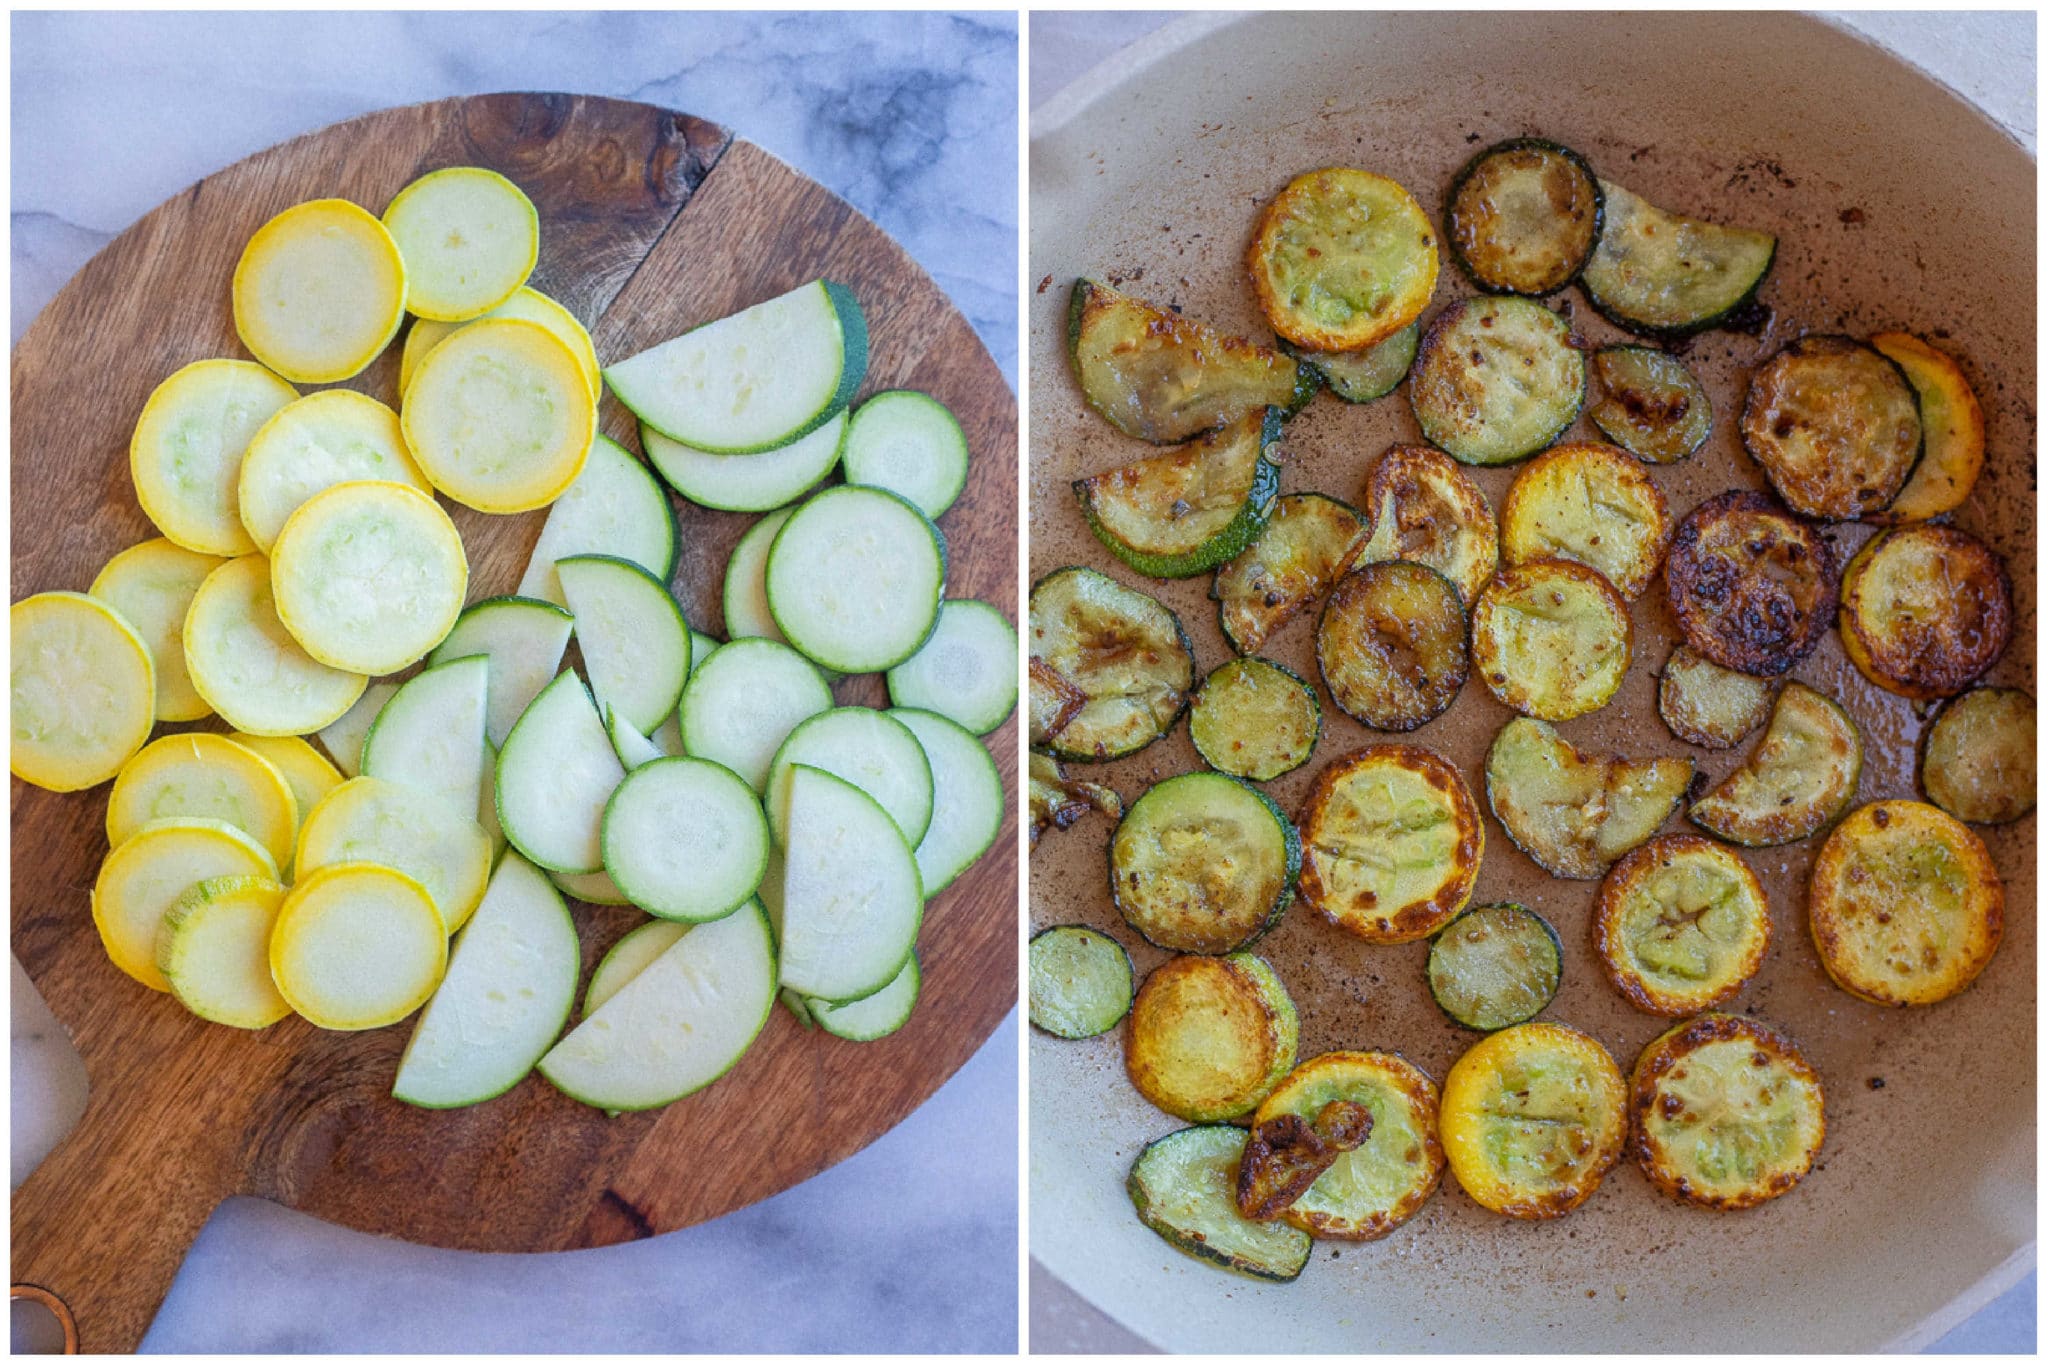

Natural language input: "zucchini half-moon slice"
[1028,566,1194,761]
[1740,334,1922,521]
[1499,441,1671,598]
[1298,745,1482,943]
[1629,1014,1825,1211]
[1440,1021,1627,1220]
[1212,492,1367,654]
[1921,687,2036,825]
[1067,279,1316,445]
[1314,560,1468,731]
[1840,525,2013,702]
[1075,408,1282,578]
[1111,772,1300,954]
[1284,323,1419,403]
[1126,953,1299,1121]
[1579,179,1776,337]
[1588,345,1713,464]
[1444,138,1603,297]
[1251,1051,1446,1240]
[1409,296,1585,466]
[1127,1125,1312,1282]
[1352,443,1500,605]
[1248,167,1440,352]
[1689,682,1861,847]
[1594,834,1770,1016]
[1867,332,1987,524]
[1485,717,1694,881]
[1657,645,1775,751]
[1470,559,1631,721]
[1664,490,1837,677]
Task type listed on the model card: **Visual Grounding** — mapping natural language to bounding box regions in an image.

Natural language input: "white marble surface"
[11,10,1017,1354]
[1027,9,2035,1355]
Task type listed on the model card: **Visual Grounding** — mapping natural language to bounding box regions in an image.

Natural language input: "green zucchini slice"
[1921,687,2035,825]
[1126,953,1298,1122]
[1127,1125,1313,1282]
[1247,167,1440,352]
[1190,657,1321,782]
[1409,296,1584,465]
[1111,772,1299,954]
[1444,138,1602,297]
[1067,279,1315,445]
[1211,493,1366,654]
[1499,441,1671,599]
[1689,682,1862,847]
[1596,834,1770,1016]
[1629,1014,1825,1211]
[1028,752,1122,847]
[1485,717,1694,880]
[1868,332,1987,524]
[1284,323,1418,404]
[809,953,920,1042]
[1426,903,1562,1032]
[1840,525,2013,702]
[1074,407,1283,578]
[1664,490,1837,677]
[1580,179,1776,337]
[1027,924,1135,1038]
[1250,1051,1445,1240]
[1314,560,1468,731]
[1741,334,1923,521]
[1589,346,1713,464]
[1351,444,1499,605]
[1298,745,1483,943]
[1657,645,1775,750]
[1029,567,1194,761]
[1470,559,1631,721]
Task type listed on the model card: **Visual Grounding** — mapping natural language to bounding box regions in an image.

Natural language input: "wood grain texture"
[11,95,1017,1353]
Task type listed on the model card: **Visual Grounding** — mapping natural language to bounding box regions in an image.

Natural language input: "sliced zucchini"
[643,412,845,516]
[1409,296,1584,466]
[1190,657,1321,782]
[1594,834,1770,1015]
[1028,751,1121,848]
[1690,682,1861,846]
[1499,442,1670,598]
[558,554,692,733]
[232,199,405,384]
[1076,408,1282,579]
[1029,566,1194,762]
[156,875,292,1029]
[1111,772,1300,954]
[1127,1125,1312,1283]
[1313,560,1468,730]
[270,863,447,1030]
[605,705,666,771]
[1212,492,1366,654]
[1485,717,1694,880]
[602,757,768,923]
[517,435,679,607]
[107,732,298,872]
[1469,559,1631,721]
[1665,490,1838,677]
[723,508,794,644]
[1250,1051,1445,1239]
[1126,953,1298,1122]
[1439,1021,1627,1219]
[1350,444,1499,604]
[765,485,946,673]
[1066,278,1315,445]
[1247,167,1439,351]
[584,920,689,1016]
[1840,525,2013,701]
[1922,687,2035,825]
[1027,925,1134,1039]
[92,819,278,993]
[402,318,596,513]
[1657,645,1775,750]
[1580,179,1776,337]
[237,389,429,553]
[380,166,537,322]
[1741,334,1922,520]
[765,706,934,848]
[358,654,490,821]
[1868,332,1986,524]
[892,708,1005,897]
[495,671,626,876]
[842,390,970,520]
[1298,745,1482,943]
[269,480,467,675]
[1589,346,1712,464]
[1629,1014,1825,1210]
[129,359,297,557]
[777,764,923,1003]
[884,599,1018,736]
[10,592,156,792]
[89,538,226,723]
[1808,800,2004,1007]
[1287,323,1417,403]
[427,595,574,748]
[1444,138,1602,297]
[296,774,493,933]
[1426,904,1561,1032]
[677,638,833,793]
[316,681,398,778]
[808,953,920,1042]
[183,555,367,738]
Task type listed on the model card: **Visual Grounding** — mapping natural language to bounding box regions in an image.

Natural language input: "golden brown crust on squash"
[1500,441,1671,598]
[1298,745,1482,943]
[1665,490,1837,677]
[1839,525,2013,702]
[1594,834,1770,1016]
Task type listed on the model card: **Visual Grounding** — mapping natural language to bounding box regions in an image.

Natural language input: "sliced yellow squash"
[107,732,299,871]
[227,732,344,821]
[401,318,595,512]
[270,862,447,1030]
[1247,168,1439,351]
[1594,834,1769,1015]
[11,591,156,792]
[1470,558,1631,720]
[156,875,293,1028]
[89,538,226,722]
[1125,953,1299,1123]
[232,198,407,384]
[129,358,297,556]
[399,317,459,398]
[237,389,430,552]
[401,287,600,402]
[296,775,491,933]
[1298,745,1482,943]
[269,480,467,674]
[1252,1051,1445,1240]
[1440,1021,1626,1219]
[1868,332,1986,524]
[1629,1014,1824,1210]
[1499,441,1670,598]
[382,167,539,322]
[92,817,278,992]
[182,555,366,736]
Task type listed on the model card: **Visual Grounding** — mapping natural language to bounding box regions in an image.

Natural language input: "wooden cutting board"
[10,93,1018,1353]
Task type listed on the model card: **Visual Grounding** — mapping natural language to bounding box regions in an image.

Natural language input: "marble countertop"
[11,11,1017,1354]
[1027,9,2035,1355]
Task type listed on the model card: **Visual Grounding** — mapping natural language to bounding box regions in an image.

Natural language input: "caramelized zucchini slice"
[1298,745,1482,943]
[1922,687,2036,825]
[1028,752,1122,847]
[1028,567,1195,761]
[1594,834,1770,1015]
[1426,904,1562,1032]
[1868,332,1986,524]
[1409,296,1584,465]
[1808,800,2003,1007]
[1247,167,1440,352]
[1589,346,1712,464]
[1314,560,1468,731]
[1212,493,1366,654]
[1127,1125,1312,1282]
[1470,559,1631,721]
[1740,335,1922,521]
[1499,442,1670,598]
[1690,683,1861,846]
[1840,525,2013,702]
[1076,408,1282,578]
[1067,279,1315,445]
[1658,645,1775,750]
[1579,179,1776,337]
[1444,138,1602,297]
[1111,772,1300,954]
[1352,444,1499,604]
[1126,953,1299,1122]
[1485,718,1694,880]
[1287,323,1418,404]
[1190,657,1321,782]
[1629,1014,1825,1210]
[1440,1022,1627,1220]
[1251,1051,1446,1240]
[1027,924,1134,1038]
[1665,490,1837,677]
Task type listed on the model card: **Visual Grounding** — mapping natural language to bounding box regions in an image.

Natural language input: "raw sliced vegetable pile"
[1030,137,2029,1282]
[13,164,1017,1114]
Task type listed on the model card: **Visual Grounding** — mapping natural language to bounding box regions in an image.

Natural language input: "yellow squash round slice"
[1247,168,1439,351]
[11,591,156,791]
[156,875,294,1028]
[295,775,492,933]
[401,287,600,402]
[107,732,299,871]
[237,389,431,552]
[227,732,343,823]
[270,862,447,1030]
[381,167,539,322]
[1839,525,2013,702]
[401,318,596,512]
[1499,442,1670,598]
[1126,953,1299,1123]
[1298,745,1483,943]
[1470,558,1632,720]
[92,817,278,992]
[1440,1021,1627,1219]
[130,358,298,556]
[89,538,227,722]
[1252,1051,1446,1239]
[1594,834,1770,1016]
[270,481,467,674]
[232,198,407,383]
[182,555,366,737]
[1868,331,1986,524]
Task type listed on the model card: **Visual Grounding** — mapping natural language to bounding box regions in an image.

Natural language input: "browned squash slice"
[1629,1014,1825,1210]
[1839,524,2012,702]
[1028,567,1194,761]
[1211,492,1367,654]
[1485,717,1694,880]
[1740,334,1922,521]
[1499,441,1671,598]
[1867,332,1987,524]
[1352,443,1499,604]
[1126,952,1299,1122]
[1594,834,1770,1015]
[1314,561,1468,731]
[1657,645,1775,750]
[1297,745,1482,943]
[1665,490,1837,677]
[1469,559,1631,721]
